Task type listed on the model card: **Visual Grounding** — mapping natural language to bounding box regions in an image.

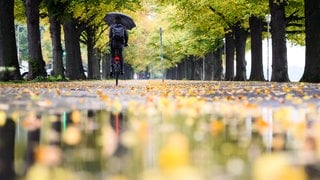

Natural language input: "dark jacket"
[109,23,128,48]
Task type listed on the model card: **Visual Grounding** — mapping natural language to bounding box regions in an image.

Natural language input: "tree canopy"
[1,0,314,81]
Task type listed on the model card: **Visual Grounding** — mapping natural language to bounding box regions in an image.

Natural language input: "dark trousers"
[110,41,124,73]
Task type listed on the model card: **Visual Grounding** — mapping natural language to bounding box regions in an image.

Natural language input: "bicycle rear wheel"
[114,63,121,86]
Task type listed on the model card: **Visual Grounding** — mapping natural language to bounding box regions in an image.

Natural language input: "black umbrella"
[104,12,136,30]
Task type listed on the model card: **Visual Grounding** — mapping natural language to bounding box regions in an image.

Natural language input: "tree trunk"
[233,23,248,81]
[123,63,133,79]
[197,58,203,80]
[87,46,101,79]
[249,16,265,81]
[172,67,177,80]
[0,118,15,180]
[189,57,195,80]
[204,52,214,80]
[199,58,204,80]
[50,114,61,146]
[173,65,179,80]
[87,39,94,79]
[0,0,21,81]
[86,28,101,79]
[213,46,223,80]
[26,127,40,170]
[101,53,109,79]
[24,0,47,79]
[93,48,101,79]
[300,0,320,82]
[176,61,182,80]
[63,18,86,80]
[180,59,187,80]
[49,16,64,78]
[166,68,173,79]
[191,57,202,80]
[269,0,289,82]
[225,32,235,81]
[186,57,192,80]
[175,63,180,80]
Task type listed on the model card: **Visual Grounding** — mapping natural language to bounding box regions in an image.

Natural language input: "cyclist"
[109,16,128,76]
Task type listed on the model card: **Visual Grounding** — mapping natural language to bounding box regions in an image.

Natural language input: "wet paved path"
[1,80,320,113]
[2,80,320,179]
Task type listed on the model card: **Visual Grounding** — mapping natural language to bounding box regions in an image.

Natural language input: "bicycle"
[111,48,122,86]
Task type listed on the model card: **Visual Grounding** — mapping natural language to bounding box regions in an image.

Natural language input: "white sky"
[246,40,305,82]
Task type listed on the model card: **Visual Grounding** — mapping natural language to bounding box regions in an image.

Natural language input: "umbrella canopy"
[104,12,136,30]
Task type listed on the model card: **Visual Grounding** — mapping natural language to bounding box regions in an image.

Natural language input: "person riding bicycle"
[109,16,128,76]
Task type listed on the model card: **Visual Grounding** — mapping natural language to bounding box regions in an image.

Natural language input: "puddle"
[0,104,319,179]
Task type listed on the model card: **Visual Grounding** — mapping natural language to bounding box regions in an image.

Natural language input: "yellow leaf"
[111,100,123,113]
[96,89,103,96]
[35,145,62,166]
[63,126,81,145]
[282,86,291,93]
[158,132,190,171]
[22,111,41,131]
[303,95,311,100]
[0,111,6,126]
[71,110,81,124]
[255,116,269,131]
[37,99,52,107]
[285,93,293,100]
[10,111,20,123]
[56,88,61,96]
[210,120,224,135]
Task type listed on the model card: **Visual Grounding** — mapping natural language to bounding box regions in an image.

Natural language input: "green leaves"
[14,0,305,75]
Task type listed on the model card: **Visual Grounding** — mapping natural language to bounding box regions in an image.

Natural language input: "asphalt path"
[0,80,320,113]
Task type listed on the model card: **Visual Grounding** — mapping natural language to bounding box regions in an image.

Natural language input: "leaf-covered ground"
[0,80,320,112]
[1,80,320,179]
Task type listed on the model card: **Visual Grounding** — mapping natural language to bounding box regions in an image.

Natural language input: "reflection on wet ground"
[1,104,320,180]
[1,80,320,179]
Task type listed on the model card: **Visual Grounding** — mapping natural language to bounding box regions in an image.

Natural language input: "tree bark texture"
[180,60,187,80]
[101,53,109,79]
[49,16,64,77]
[86,28,101,79]
[204,52,214,80]
[249,16,265,81]
[213,47,223,80]
[300,0,320,82]
[233,23,248,81]
[166,68,173,79]
[225,32,235,81]
[0,118,16,180]
[269,0,289,82]
[26,128,40,170]
[124,64,133,79]
[0,0,22,81]
[24,0,47,79]
[63,18,86,80]
[192,57,202,80]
